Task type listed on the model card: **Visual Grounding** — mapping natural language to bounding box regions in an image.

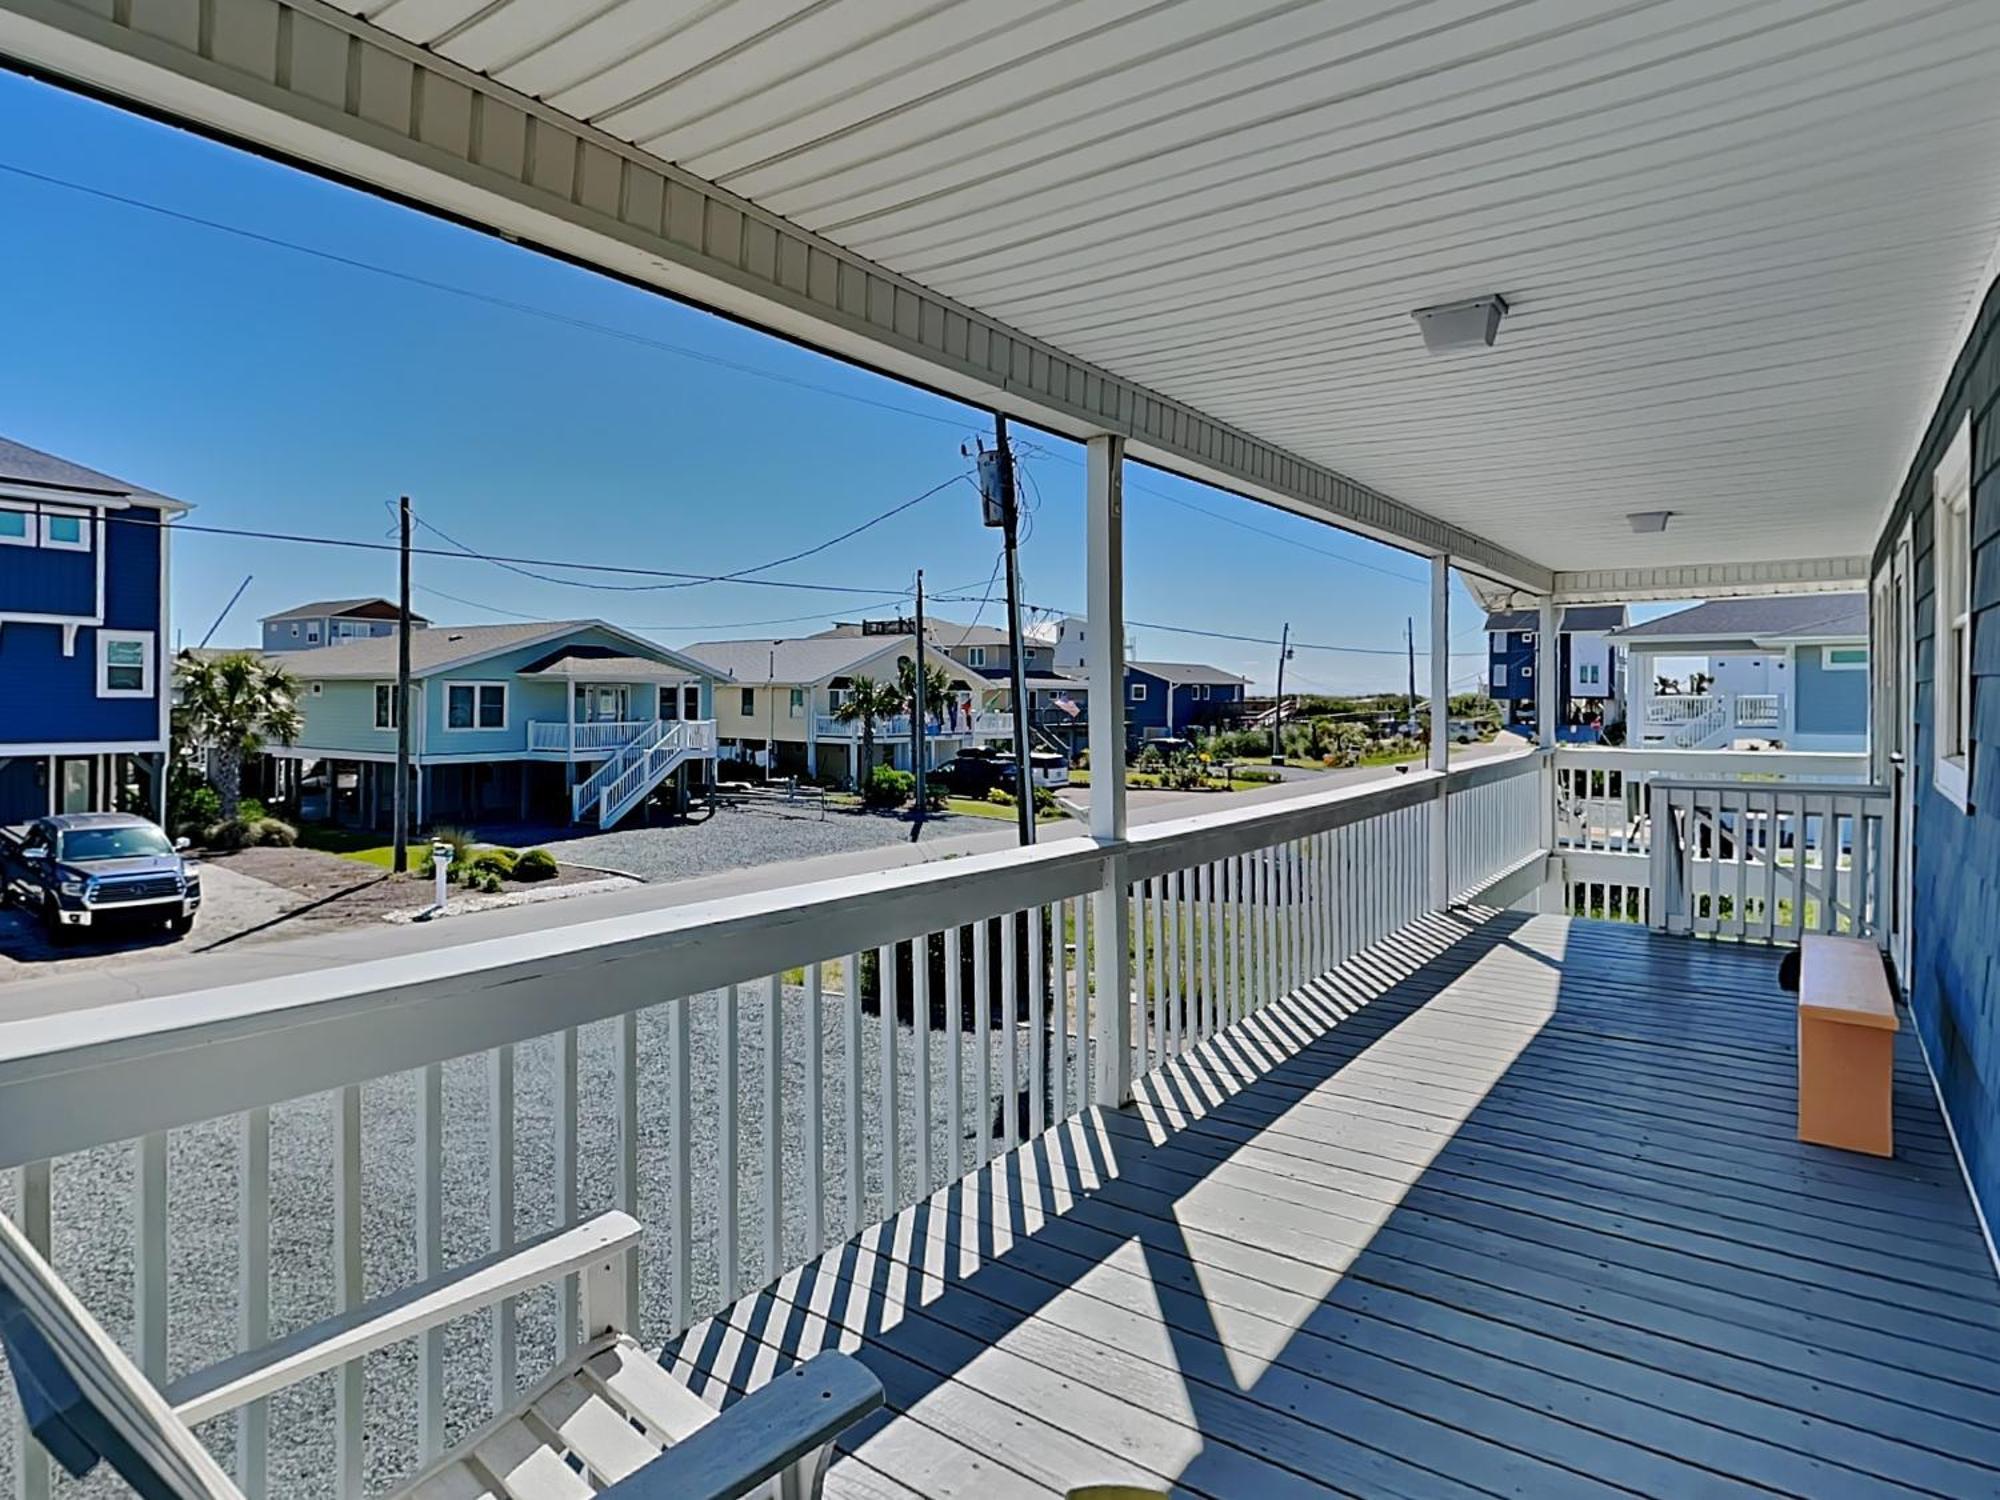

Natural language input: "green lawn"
[295,825,403,867]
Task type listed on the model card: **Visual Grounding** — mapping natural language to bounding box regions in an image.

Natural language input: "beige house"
[685,622,1014,784]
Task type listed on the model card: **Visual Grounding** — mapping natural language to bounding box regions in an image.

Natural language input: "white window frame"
[373,682,400,731]
[1933,413,1975,811]
[1821,646,1870,673]
[39,505,92,553]
[1130,681,1148,702]
[0,501,32,548]
[740,687,756,717]
[1491,663,1507,689]
[309,681,323,697]
[968,646,987,667]
[445,681,508,731]
[789,687,805,717]
[95,629,153,698]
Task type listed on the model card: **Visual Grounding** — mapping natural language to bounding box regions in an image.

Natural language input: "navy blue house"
[1484,604,1627,740]
[1125,660,1247,747]
[0,437,184,825]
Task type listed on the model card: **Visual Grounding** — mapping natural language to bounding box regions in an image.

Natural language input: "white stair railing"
[572,719,663,821]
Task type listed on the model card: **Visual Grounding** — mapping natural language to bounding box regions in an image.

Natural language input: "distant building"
[1484,604,1628,740]
[1611,594,1869,752]
[261,598,428,651]
[1125,661,1249,744]
[0,436,185,824]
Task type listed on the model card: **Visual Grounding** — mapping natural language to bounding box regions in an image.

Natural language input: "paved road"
[0,743,1535,1024]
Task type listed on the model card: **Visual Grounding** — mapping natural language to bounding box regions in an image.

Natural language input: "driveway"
[0,860,298,977]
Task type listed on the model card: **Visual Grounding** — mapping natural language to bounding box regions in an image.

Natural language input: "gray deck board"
[662,912,2000,1498]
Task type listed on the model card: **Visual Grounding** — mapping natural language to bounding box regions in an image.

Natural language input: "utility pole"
[1405,616,1418,737]
[1270,622,1292,765]
[912,569,929,837]
[980,413,1037,846]
[393,497,412,874]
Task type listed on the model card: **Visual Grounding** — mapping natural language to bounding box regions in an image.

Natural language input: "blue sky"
[0,69,1499,695]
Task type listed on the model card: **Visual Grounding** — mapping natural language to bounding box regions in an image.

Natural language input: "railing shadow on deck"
[660,909,2000,1498]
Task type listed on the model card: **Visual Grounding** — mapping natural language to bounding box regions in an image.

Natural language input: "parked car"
[4,813,202,943]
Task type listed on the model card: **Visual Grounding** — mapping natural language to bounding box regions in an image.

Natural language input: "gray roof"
[286,621,708,679]
[518,649,695,682]
[0,435,187,511]
[263,598,422,623]
[1610,593,1869,643]
[1484,605,1628,633]
[686,634,910,685]
[1128,660,1248,686]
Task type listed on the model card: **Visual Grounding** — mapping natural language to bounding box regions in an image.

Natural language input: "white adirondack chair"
[0,1206,879,1499]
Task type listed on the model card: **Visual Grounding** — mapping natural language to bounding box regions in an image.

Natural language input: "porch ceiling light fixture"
[1410,294,1508,352]
[1627,511,1673,534]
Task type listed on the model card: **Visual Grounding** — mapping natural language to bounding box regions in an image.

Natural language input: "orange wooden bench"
[1796,934,1899,1157]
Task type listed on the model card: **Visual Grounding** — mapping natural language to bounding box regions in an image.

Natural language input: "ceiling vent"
[1411,295,1508,352]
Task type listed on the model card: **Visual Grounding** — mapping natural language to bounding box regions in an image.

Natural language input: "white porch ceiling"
[13,0,2000,583]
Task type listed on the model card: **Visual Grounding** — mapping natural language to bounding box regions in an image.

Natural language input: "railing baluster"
[489,1046,517,1406]
[13,1160,51,1500]
[804,963,826,1258]
[878,946,900,1211]
[1133,878,1150,1072]
[944,930,964,1181]
[719,987,740,1305]
[668,995,692,1336]
[1001,915,1019,1150]
[417,1062,445,1462]
[914,937,933,1194]
[1164,872,1181,1057]
[761,974,783,1285]
[843,952,863,1235]
[1148,877,1165,1059]
[1027,910,1045,1137]
[135,1131,168,1390]
[1050,907,1068,1124]
[238,1107,269,1498]
[333,1085,364,1493]
[1072,894,1090,1110]
[1194,863,1211,1044]
[973,920,992,1161]
[556,1026,580,1352]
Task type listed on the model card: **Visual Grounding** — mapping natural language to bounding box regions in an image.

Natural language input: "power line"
[0,157,985,437]
[407,469,971,593]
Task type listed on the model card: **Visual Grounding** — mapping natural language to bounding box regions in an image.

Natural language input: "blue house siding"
[1872,272,2000,1235]
[0,508,165,748]
[1124,668,1242,744]
[1792,645,1869,738]
[0,534,95,618]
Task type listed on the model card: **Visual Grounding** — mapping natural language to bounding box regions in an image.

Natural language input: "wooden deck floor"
[663,911,2000,1498]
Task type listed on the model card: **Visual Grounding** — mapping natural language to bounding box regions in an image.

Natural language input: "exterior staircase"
[572,721,717,827]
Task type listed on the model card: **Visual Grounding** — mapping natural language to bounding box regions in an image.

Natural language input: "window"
[373,683,400,730]
[1579,663,1599,686]
[0,504,29,547]
[740,687,756,716]
[789,687,805,717]
[40,507,90,552]
[660,684,680,721]
[447,683,507,730]
[1522,664,1534,679]
[290,622,301,637]
[1492,664,1508,689]
[968,647,987,667]
[96,631,153,698]
[1522,632,1537,645]
[1130,682,1148,702]
[306,624,321,644]
[1934,413,1975,809]
[1193,684,1208,700]
[1824,647,1869,672]
[309,681,323,697]
[684,685,700,721]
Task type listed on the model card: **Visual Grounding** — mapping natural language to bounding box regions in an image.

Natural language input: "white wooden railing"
[1648,778,1891,943]
[1644,695,1721,724]
[1734,693,1784,730]
[528,719,650,754]
[0,754,1540,1496]
[1553,748,1874,930]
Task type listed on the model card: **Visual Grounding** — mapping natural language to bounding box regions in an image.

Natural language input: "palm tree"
[896,657,958,730]
[833,674,901,780]
[174,651,302,817]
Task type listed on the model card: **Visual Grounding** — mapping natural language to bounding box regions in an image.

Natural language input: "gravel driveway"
[0,976,1082,1495]
[538,803,933,883]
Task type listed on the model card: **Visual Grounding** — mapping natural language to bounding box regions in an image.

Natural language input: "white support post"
[1086,433,1133,1108]
[1428,555,1451,909]
[1537,595,1561,910]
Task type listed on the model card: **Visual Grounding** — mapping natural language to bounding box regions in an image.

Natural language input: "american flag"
[1051,695,1081,719]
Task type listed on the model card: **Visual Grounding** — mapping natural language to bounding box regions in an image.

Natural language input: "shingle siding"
[1873,272,2000,1235]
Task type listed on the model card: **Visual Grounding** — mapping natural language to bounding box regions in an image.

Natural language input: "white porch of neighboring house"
[1614,596,1873,753]
[6,7,2000,1500]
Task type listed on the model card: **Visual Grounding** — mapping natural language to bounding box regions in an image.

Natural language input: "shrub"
[862,765,914,809]
[205,814,297,849]
[471,870,504,894]
[472,848,518,878]
[429,825,478,865]
[236,797,269,824]
[170,780,222,840]
[987,788,1015,807]
[1234,766,1282,785]
[513,848,559,882]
